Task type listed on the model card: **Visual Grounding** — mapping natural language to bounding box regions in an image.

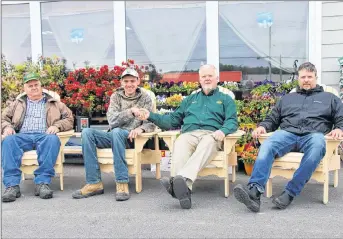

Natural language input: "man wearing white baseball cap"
[72,68,155,201]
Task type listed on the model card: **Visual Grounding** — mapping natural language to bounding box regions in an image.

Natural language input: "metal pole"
[280,55,282,83]
[269,26,272,81]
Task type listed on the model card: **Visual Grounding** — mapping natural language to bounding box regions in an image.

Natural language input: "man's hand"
[128,128,144,142]
[131,107,141,117]
[46,126,60,134]
[326,129,343,140]
[212,130,225,141]
[252,126,267,139]
[137,108,150,121]
[3,127,16,138]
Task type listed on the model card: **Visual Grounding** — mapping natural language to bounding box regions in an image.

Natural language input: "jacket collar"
[201,86,219,96]
[17,89,58,103]
[296,84,324,95]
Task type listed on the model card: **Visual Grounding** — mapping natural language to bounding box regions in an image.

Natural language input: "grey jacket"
[107,87,155,133]
[260,85,343,135]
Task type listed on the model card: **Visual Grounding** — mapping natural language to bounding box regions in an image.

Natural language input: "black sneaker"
[2,186,21,203]
[272,191,294,209]
[160,177,177,199]
[35,184,53,199]
[233,184,261,212]
[172,175,192,209]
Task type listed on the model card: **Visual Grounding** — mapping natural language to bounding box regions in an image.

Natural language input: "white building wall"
[321,1,343,90]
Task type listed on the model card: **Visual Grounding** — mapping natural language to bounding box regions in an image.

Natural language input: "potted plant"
[235,135,246,154]
[239,145,258,176]
[165,94,183,110]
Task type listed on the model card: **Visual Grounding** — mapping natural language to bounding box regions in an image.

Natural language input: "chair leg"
[231,166,236,182]
[334,169,339,188]
[224,176,229,198]
[265,178,272,198]
[323,179,329,204]
[135,161,142,193]
[60,173,64,191]
[155,163,161,179]
[135,175,142,193]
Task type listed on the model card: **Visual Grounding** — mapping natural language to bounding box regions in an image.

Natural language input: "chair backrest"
[140,87,157,113]
[290,84,339,97]
[16,89,61,101]
[191,85,235,100]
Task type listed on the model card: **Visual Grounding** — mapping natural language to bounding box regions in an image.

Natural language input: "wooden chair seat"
[158,130,245,197]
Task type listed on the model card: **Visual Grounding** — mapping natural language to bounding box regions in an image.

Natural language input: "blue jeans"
[81,128,130,184]
[2,133,61,187]
[249,130,326,197]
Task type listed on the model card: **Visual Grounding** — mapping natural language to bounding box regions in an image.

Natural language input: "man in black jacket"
[234,62,343,212]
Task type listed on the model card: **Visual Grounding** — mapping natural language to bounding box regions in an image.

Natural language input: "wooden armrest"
[224,130,246,139]
[139,129,162,138]
[324,136,343,142]
[157,130,181,137]
[73,129,161,139]
[57,130,75,137]
[259,132,343,143]
[258,132,274,140]
[1,130,75,141]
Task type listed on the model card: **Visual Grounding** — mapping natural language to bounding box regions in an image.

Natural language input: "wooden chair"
[3,89,74,190]
[191,86,240,182]
[96,88,161,193]
[158,130,244,197]
[260,84,341,204]
[158,86,244,197]
[20,131,74,190]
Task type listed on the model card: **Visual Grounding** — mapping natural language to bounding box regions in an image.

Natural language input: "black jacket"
[259,85,343,135]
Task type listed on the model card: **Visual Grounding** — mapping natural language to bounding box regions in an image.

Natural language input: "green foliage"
[1,54,68,109]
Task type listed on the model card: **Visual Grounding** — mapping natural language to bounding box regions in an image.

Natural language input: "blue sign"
[257,12,273,28]
[70,28,84,44]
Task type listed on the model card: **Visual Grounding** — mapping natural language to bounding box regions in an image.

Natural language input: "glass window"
[219,1,309,83]
[2,4,31,64]
[126,1,206,82]
[41,1,115,69]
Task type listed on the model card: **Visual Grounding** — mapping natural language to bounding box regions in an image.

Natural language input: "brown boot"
[72,182,104,199]
[115,183,130,201]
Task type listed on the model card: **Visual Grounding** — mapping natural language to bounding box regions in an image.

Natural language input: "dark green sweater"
[148,87,238,135]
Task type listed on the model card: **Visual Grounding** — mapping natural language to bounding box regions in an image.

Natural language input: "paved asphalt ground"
[2,163,343,238]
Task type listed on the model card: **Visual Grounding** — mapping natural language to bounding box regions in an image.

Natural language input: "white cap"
[121,68,139,79]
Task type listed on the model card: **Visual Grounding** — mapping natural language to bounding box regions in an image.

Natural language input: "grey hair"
[298,62,317,77]
[199,64,218,77]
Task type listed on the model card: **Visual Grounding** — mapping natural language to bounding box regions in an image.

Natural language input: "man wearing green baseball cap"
[1,72,74,203]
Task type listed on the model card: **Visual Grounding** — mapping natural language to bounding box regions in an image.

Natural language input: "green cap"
[23,72,40,84]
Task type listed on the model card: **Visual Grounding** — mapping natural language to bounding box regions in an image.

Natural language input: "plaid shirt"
[19,95,47,134]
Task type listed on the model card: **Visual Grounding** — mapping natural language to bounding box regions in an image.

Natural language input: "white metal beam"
[113,1,127,66]
[308,1,322,83]
[2,1,30,4]
[206,1,220,76]
[29,1,42,63]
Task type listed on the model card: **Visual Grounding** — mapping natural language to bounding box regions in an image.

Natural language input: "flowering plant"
[156,95,167,106]
[47,59,144,116]
[220,81,239,91]
[182,81,199,94]
[165,94,184,108]
[1,55,68,109]
[239,146,258,164]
